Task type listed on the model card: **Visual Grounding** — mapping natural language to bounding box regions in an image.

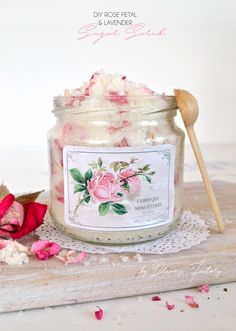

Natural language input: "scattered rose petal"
[185,296,199,308]
[95,306,103,320]
[0,239,8,249]
[31,240,61,260]
[66,251,88,264]
[55,250,88,265]
[166,301,175,310]
[152,296,161,301]
[35,249,50,260]
[197,284,209,293]
[31,240,51,252]
[49,242,61,255]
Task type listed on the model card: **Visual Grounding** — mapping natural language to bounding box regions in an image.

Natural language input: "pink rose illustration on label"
[69,157,155,216]
[119,168,140,194]
[88,171,122,203]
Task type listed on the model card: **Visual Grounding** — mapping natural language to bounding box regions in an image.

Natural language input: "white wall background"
[0,0,235,147]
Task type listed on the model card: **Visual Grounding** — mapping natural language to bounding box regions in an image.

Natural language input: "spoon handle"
[186,126,225,232]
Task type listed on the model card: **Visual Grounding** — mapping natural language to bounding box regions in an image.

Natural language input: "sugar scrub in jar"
[48,71,185,244]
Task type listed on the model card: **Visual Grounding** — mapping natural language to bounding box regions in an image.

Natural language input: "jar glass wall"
[48,96,185,244]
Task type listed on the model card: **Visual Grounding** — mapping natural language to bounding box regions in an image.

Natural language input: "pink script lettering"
[78,23,120,44]
[125,23,166,40]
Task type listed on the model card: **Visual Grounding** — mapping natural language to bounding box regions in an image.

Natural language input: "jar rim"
[53,95,177,116]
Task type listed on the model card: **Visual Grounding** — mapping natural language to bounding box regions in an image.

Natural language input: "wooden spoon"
[174,89,224,233]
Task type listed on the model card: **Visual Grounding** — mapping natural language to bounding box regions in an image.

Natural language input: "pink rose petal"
[67,251,88,264]
[31,240,50,252]
[108,91,128,105]
[0,239,8,249]
[0,194,15,218]
[185,295,199,308]
[95,306,103,320]
[55,250,88,265]
[197,284,209,293]
[35,249,51,260]
[31,240,61,260]
[152,295,161,301]
[166,301,175,310]
[48,242,61,255]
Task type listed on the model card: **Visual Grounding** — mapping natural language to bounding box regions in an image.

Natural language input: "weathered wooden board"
[0,181,236,313]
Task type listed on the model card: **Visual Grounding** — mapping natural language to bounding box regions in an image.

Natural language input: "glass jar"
[48,95,185,244]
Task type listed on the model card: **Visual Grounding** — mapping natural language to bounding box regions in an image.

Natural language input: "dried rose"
[0,194,24,237]
[0,193,47,239]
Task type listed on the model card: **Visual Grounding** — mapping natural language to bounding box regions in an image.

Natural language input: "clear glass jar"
[48,95,185,244]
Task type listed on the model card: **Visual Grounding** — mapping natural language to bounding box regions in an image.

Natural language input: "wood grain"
[0,181,235,313]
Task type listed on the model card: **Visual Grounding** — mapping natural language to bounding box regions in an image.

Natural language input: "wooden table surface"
[0,144,236,331]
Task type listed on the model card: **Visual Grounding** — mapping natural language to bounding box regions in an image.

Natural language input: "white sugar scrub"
[48,70,185,244]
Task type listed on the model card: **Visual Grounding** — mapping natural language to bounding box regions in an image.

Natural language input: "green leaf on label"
[122,182,130,192]
[142,164,151,171]
[110,161,120,172]
[117,192,123,197]
[120,161,129,168]
[74,184,86,193]
[85,168,93,181]
[111,203,128,215]
[147,171,156,176]
[70,168,85,183]
[98,157,103,167]
[83,191,91,203]
[145,176,152,183]
[99,202,111,216]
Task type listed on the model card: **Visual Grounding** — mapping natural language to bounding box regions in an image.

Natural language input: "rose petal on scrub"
[197,284,209,293]
[114,137,129,147]
[185,296,199,308]
[166,301,175,310]
[95,306,103,320]
[152,296,161,301]
[108,91,128,105]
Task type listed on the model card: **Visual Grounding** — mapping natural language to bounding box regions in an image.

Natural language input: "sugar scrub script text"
[77,23,166,44]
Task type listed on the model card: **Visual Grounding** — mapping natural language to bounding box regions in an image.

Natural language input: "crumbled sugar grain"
[134,253,143,263]
[83,260,91,266]
[115,315,121,324]
[120,255,129,262]
[90,255,98,262]
[99,257,110,263]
